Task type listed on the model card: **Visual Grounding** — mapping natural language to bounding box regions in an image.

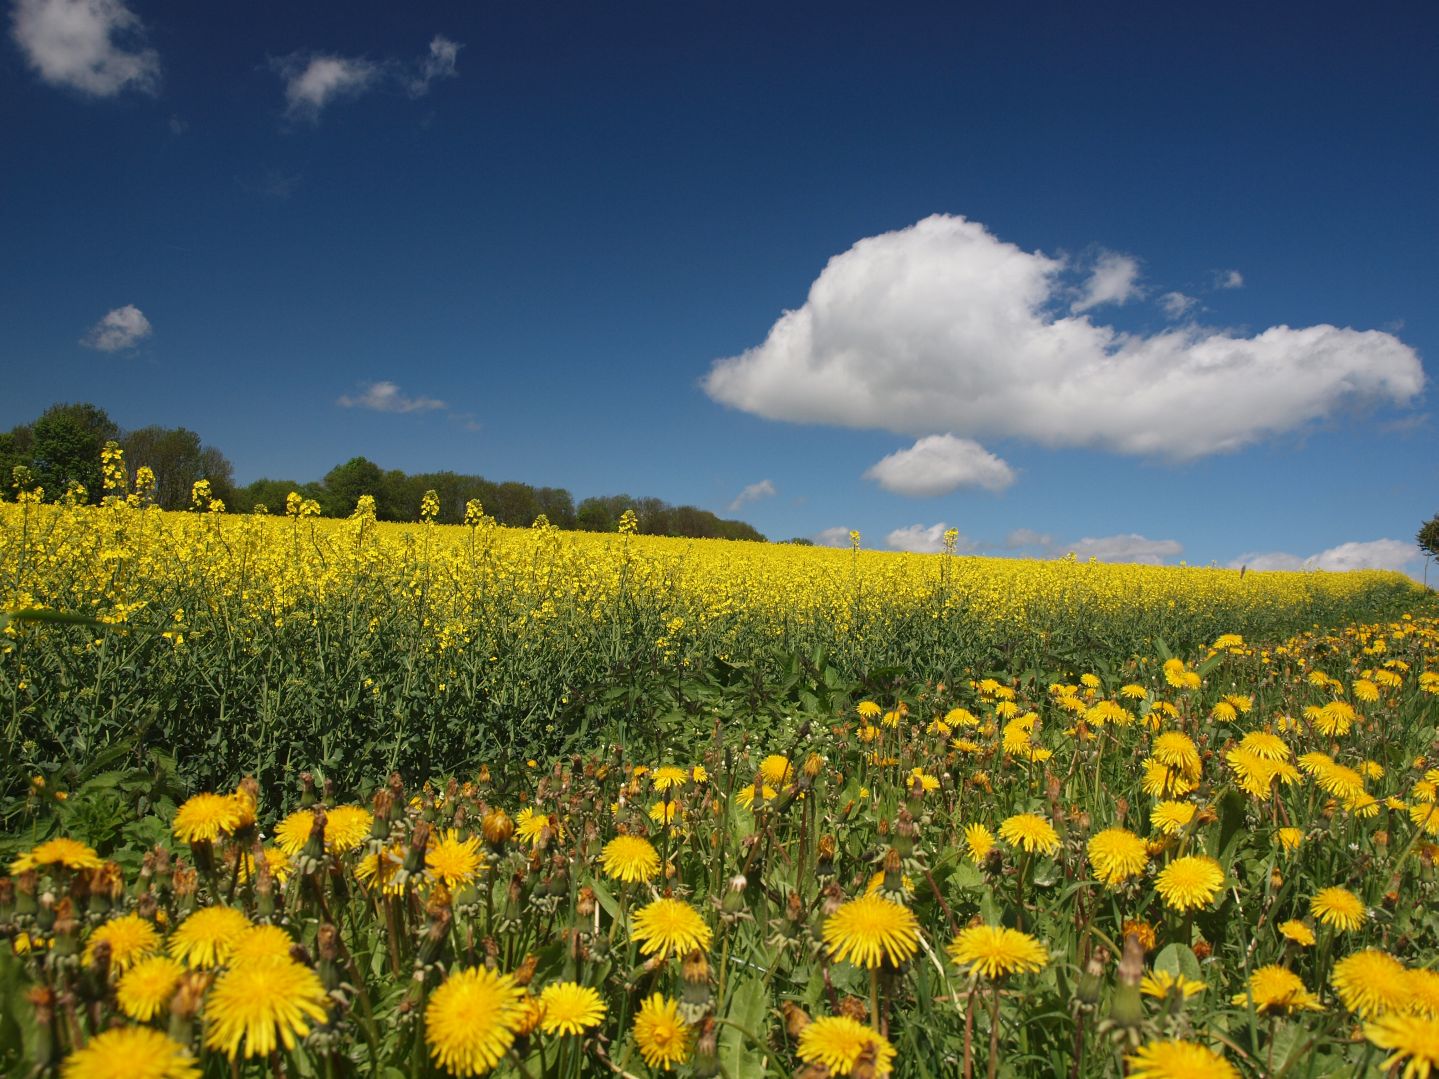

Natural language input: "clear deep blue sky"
[3,1,1436,573]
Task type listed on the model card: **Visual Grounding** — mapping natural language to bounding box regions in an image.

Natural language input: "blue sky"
[3,1,1436,574]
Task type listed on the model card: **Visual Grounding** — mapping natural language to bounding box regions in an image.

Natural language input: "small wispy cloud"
[1214,269,1244,290]
[337,380,446,413]
[1229,538,1422,576]
[865,434,1015,496]
[11,0,159,97]
[1160,291,1197,318]
[275,34,463,122]
[813,526,854,548]
[1071,251,1142,314]
[82,304,151,351]
[728,479,776,512]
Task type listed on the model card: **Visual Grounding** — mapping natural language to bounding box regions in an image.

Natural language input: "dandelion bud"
[820,882,843,918]
[838,995,869,1022]
[401,821,431,877]
[482,809,514,848]
[692,1016,720,1078]
[1192,939,1213,961]
[27,987,56,1069]
[576,886,596,918]
[853,1043,883,1079]
[781,1000,811,1038]
[1077,952,1106,1006]
[722,873,748,914]
[299,772,317,808]
[817,834,836,878]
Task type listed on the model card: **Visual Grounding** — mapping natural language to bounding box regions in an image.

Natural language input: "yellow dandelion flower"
[537,982,606,1036]
[1276,827,1304,852]
[116,955,186,1021]
[631,898,713,961]
[425,966,527,1076]
[1150,801,1197,836]
[1120,683,1148,700]
[963,823,995,864]
[172,792,248,844]
[648,800,682,826]
[1231,965,1321,1013]
[1365,1013,1439,1079]
[427,830,485,889]
[600,834,660,883]
[1154,856,1224,912]
[204,956,329,1059]
[650,766,688,790]
[1279,920,1316,947]
[1153,732,1200,773]
[10,836,103,875]
[324,805,375,853]
[1140,970,1205,1000]
[998,812,1060,856]
[356,845,406,895]
[1142,759,1198,798]
[1087,828,1149,887]
[632,993,692,1070]
[796,1015,896,1077]
[1311,886,1367,931]
[229,925,295,965]
[823,893,921,969]
[760,754,793,785]
[1407,970,1439,1018]
[60,1027,198,1079]
[83,912,161,973]
[1353,679,1380,702]
[907,768,939,792]
[514,808,559,846]
[169,906,251,969]
[948,924,1047,980]
[734,783,777,809]
[857,701,882,719]
[1126,1040,1237,1079]
[1332,950,1411,1017]
[945,706,979,727]
[1238,731,1290,761]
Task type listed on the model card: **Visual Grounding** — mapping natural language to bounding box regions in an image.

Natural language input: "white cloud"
[277,54,380,121]
[337,380,446,413]
[81,304,151,350]
[703,215,1423,460]
[410,34,461,96]
[11,0,159,96]
[813,526,854,548]
[1230,538,1422,575]
[1215,269,1244,289]
[1071,251,1141,313]
[727,479,776,512]
[886,522,974,554]
[1005,528,1054,551]
[1160,291,1197,318]
[1065,533,1183,565]
[277,35,463,121]
[864,434,1015,496]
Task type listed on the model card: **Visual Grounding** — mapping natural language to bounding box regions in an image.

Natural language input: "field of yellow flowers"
[0,467,1424,806]
[3,452,1439,1076]
[5,612,1439,1077]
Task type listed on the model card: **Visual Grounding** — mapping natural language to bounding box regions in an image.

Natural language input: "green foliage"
[1417,512,1439,562]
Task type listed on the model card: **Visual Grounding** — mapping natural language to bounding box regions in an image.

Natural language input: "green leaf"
[720,975,769,1079]
[1153,943,1202,982]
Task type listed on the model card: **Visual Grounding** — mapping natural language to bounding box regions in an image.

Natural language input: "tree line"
[0,402,766,541]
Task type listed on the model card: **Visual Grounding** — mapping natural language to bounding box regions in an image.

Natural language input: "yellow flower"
[998,812,1060,856]
[1276,827,1304,852]
[963,823,995,864]
[83,912,161,973]
[1152,732,1201,774]
[229,925,296,965]
[10,836,103,874]
[273,805,373,856]
[600,834,661,884]
[823,893,921,970]
[1154,856,1224,912]
[1279,920,1316,947]
[1311,886,1367,931]
[356,845,406,895]
[631,898,713,961]
[632,993,691,1070]
[425,966,526,1075]
[1149,800,1197,836]
[1231,965,1321,1013]
[734,782,777,809]
[427,830,485,889]
[204,956,329,1059]
[1087,828,1148,887]
[796,1015,896,1077]
[1126,1040,1238,1079]
[116,955,186,1021]
[650,766,689,790]
[947,925,1047,979]
[1140,970,1205,1000]
[537,981,606,1036]
[760,754,793,785]
[1332,950,1411,1017]
[1365,1013,1439,1079]
[514,808,559,847]
[648,800,682,826]
[61,1027,198,1079]
[169,906,251,969]
[172,791,249,844]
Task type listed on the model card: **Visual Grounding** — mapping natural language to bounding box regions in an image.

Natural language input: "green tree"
[122,426,235,509]
[1417,514,1439,562]
[320,456,385,518]
[31,402,118,497]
